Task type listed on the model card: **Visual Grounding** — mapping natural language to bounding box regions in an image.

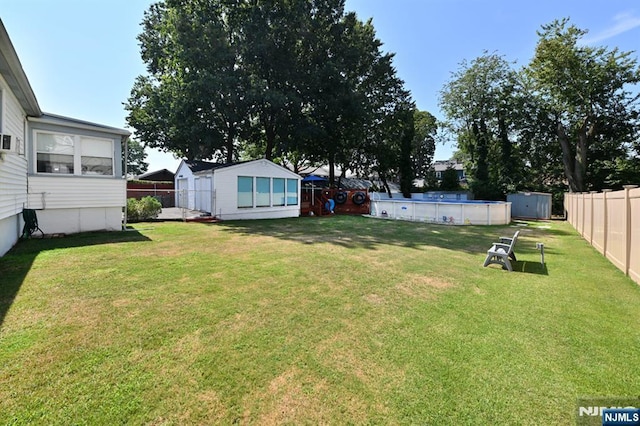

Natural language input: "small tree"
[123,138,149,177]
[439,167,461,191]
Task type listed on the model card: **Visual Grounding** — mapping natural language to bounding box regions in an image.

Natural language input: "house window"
[256,177,271,207]
[286,179,298,205]
[238,176,253,208]
[81,137,113,175]
[36,133,75,174]
[35,131,114,176]
[273,178,285,206]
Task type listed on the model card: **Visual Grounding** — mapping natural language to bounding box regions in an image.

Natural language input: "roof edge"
[0,19,41,116]
[28,112,130,136]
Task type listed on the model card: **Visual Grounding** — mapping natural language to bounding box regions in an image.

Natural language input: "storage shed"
[507,192,552,219]
[175,159,301,220]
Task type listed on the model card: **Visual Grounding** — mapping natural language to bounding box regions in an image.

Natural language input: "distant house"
[0,19,130,256]
[127,169,176,207]
[434,160,466,183]
[136,168,175,182]
[175,159,301,220]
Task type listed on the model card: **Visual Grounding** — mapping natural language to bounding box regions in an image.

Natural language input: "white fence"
[369,199,511,225]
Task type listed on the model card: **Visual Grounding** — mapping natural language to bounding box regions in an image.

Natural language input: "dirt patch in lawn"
[395,273,455,300]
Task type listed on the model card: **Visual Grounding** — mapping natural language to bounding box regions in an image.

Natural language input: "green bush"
[127,196,162,222]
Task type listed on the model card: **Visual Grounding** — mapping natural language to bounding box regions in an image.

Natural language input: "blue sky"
[3,1,640,172]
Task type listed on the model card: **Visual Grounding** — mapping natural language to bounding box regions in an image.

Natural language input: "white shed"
[176,159,301,220]
[174,159,219,210]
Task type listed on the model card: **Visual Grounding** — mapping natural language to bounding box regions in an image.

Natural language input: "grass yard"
[1,216,639,424]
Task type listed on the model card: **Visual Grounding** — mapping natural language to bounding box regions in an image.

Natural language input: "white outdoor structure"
[369,198,511,225]
[175,159,302,220]
[174,159,218,210]
[0,20,129,256]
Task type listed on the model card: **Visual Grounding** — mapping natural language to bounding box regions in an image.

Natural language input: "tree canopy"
[126,0,421,186]
[440,18,640,203]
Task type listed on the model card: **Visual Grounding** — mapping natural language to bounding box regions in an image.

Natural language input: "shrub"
[127,196,162,222]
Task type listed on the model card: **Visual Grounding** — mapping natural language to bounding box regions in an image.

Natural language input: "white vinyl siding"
[217,159,301,220]
[0,154,27,219]
[27,176,125,209]
[0,74,27,221]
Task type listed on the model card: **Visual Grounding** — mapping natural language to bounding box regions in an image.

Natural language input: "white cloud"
[583,11,640,44]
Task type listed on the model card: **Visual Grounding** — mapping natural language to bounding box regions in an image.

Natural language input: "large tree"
[527,18,640,192]
[126,0,250,163]
[127,0,416,188]
[411,110,437,185]
[440,52,524,200]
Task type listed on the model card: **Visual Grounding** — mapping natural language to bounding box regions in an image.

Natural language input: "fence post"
[589,191,597,245]
[602,189,612,257]
[623,185,638,277]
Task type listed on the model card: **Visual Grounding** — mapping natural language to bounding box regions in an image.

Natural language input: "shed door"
[195,177,212,213]
[176,178,188,208]
[536,194,551,219]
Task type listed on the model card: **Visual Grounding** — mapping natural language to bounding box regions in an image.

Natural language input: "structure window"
[81,137,113,175]
[286,179,298,205]
[256,177,271,207]
[36,133,75,174]
[35,132,114,176]
[238,176,253,208]
[273,178,285,206]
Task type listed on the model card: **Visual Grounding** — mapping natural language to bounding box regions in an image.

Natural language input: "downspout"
[123,136,128,230]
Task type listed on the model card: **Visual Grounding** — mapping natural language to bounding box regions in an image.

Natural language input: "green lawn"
[1,216,639,424]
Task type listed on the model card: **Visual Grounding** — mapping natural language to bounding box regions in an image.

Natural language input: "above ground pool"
[369,198,511,225]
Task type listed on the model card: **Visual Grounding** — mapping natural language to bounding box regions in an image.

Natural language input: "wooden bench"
[483,230,520,272]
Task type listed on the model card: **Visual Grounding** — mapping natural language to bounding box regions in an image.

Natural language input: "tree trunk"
[573,119,594,193]
[328,155,335,186]
[225,125,235,164]
[379,173,392,198]
[263,116,276,160]
[556,123,579,192]
[498,115,512,177]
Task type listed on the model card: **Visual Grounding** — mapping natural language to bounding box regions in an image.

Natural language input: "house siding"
[0,73,28,220]
[174,161,196,209]
[0,73,28,255]
[27,176,125,209]
[214,159,301,220]
[34,207,122,234]
[26,176,125,234]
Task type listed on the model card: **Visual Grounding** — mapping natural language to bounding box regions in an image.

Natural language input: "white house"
[175,159,302,220]
[0,19,129,256]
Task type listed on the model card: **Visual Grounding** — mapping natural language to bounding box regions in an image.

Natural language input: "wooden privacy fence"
[564,185,640,285]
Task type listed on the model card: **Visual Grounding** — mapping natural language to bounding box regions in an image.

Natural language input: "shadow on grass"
[0,230,151,328]
[216,215,554,254]
[513,260,549,275]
